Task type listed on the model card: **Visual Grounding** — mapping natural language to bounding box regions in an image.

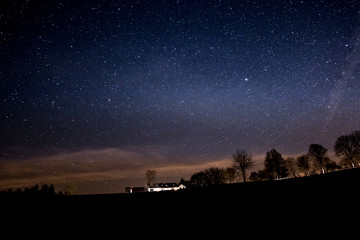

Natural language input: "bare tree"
[190,171,207,187]
[308,144,328,174]
[354,130,360,164]
[204,167,225,185]
[353,130,360,149]
[145,169,157,187]
[335,131,360,168]
[285,157,297,177]
[264,149,287,180]
[224,167,237,183]
[296,154,311,176]
[249,171,261,182]
[190,167,225,187]
[232,149,255,183]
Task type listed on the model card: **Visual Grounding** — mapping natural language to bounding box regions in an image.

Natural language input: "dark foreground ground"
[73,167,360,206]
[3,168,360,208]
[2,168,360,231]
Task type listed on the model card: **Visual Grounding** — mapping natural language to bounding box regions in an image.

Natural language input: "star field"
[1,0,359,193]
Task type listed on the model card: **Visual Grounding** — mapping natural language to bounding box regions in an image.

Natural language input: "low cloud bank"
[0,147,162,193]
[0,147,236,194]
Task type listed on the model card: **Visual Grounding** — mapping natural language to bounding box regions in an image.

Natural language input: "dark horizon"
[1,0,359,194]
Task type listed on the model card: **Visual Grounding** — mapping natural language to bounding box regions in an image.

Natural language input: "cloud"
[0,146,237,194]
[0,147,167,193]
[1,146,322,194]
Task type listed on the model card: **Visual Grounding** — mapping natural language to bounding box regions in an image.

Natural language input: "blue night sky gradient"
[1,0,359,193]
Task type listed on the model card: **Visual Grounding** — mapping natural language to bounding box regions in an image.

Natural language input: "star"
[0,0,359,194]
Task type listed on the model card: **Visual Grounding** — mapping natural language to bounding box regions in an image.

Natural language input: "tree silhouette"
[264,149,287,180]
[249,171,261,182]
[40,184,56,195]
[30,184,39,192]
[285,157,297,177]
[324,159,339,171]
[204,167,225,185]
[232,149,255,182]
[248,169,271,181]
[353,130,360,148]
[3,184,60,196]
[354,130,360,163]
[145,169,157,187]
[296,154,311,176]
[224,167,237,183]
[308,144,329,174]
[189,167,225,187]
[190,171,207,187]
[335,131,360,168]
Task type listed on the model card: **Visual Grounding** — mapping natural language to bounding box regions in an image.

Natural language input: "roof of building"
[149,183,179,188]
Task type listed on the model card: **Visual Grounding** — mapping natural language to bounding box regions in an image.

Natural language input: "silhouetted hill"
[2,168,360,221]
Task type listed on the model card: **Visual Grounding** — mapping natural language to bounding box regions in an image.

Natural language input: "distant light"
[244,78,249,82]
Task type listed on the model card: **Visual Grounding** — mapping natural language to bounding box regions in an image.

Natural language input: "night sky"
[1,0,360,194]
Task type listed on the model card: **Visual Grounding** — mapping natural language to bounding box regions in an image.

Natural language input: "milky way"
[1,0,359,193]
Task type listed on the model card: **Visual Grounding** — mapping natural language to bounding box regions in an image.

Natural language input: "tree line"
[1,183,77,196]
[186,130,360,187]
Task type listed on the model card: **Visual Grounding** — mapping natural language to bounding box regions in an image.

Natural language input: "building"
[125,186,146,193]
[147,183,186,192]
